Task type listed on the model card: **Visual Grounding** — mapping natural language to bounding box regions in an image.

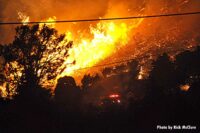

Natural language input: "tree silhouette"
[127,60,139,77]
[102,67,113,77]
[175,46,200,84]
[149,53,177,96]
[81,74,100,92]
[0,24,73,97]
[175,47,200,105]
[55,76,81,112]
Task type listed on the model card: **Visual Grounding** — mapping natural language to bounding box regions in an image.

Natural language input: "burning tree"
[0,24,73,98]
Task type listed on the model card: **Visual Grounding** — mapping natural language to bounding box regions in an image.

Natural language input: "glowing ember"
[180,84,190,91]
[138,66,144,80]
[0,83,7,98]
[117,100,121,103]
[109,94,120,98]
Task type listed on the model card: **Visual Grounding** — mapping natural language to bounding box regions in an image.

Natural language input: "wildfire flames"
[0,0,200,97]
[61,19,143,76]
[17,12,143,85]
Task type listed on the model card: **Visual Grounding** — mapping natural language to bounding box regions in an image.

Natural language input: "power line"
[0,11,200,25]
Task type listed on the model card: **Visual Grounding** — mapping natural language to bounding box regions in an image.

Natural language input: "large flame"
[18,12,30,25]
[61,19,143,77]
[33,14,143,83]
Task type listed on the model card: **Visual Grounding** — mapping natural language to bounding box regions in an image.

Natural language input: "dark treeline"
[0,25,200,132]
